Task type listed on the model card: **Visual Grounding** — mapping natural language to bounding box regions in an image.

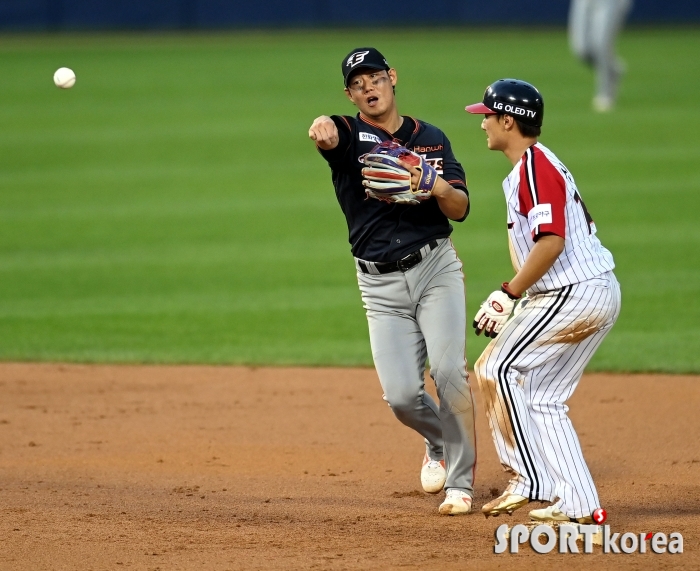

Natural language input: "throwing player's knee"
[383,389,421,417]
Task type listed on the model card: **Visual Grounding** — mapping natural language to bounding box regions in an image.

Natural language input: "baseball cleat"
[420,453,446,494]
[529,504,594,525]
[481,491,529,518]
[592,95,614,113]
[438,489,472,515]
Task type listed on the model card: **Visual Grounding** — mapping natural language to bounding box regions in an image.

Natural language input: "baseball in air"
[53,67,76,89]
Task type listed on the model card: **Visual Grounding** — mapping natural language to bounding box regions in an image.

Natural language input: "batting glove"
[473,284,521,338]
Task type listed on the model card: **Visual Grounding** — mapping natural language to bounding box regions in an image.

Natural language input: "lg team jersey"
[504,143,615,294]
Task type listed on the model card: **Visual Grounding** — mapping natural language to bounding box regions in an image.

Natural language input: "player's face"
[481,114,506,150]
[345,69,397,119]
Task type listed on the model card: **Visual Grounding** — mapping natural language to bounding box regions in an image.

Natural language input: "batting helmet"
[465,79,544,127]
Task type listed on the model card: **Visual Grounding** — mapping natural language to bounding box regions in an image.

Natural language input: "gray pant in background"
[569,0,633,110]
[356,239,477,494]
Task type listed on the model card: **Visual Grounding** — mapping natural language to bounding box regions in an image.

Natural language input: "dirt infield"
[0,364,698,570]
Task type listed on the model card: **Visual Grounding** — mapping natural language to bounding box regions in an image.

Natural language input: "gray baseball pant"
[569,0,633,102]
[356,238,477,494]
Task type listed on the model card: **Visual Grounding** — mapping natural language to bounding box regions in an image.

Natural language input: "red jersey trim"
[519,146,566,240]
[358,114,394,138]
[358,114,419,141]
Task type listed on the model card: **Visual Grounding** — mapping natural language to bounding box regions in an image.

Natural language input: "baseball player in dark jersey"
[308,47,477,515]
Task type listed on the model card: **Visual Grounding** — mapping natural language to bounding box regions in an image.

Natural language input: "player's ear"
[388,68,397,87]
[344,88,356,105]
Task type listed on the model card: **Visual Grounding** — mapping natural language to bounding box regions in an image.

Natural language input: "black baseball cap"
[465,78,544,127]
[341,47,390,87]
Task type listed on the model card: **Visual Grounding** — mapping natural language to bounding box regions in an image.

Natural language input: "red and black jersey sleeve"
[441,136,467,192]
[439,134,469,221]
[517,146,566,240]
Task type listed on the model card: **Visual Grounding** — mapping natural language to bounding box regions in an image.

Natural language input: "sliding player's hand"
[473,290,517,338]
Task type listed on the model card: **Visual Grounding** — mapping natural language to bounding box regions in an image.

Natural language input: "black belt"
[357,240,439,275]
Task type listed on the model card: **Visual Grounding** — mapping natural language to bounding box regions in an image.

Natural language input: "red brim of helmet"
[464,102,497,114]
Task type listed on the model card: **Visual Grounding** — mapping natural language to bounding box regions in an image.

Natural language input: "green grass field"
[0,28,699,372]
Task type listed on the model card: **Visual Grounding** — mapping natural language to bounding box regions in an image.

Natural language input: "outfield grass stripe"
[0,239,354,267]
[0,197,337,220]
[1,29,698,371]
[0,286,362,318]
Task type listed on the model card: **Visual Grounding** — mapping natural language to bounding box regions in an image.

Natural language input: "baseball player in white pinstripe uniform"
[465,79,621,524]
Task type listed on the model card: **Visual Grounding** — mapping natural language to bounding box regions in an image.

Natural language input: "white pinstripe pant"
[474,272,621,519]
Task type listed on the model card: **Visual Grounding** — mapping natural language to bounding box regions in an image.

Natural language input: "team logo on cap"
[346,51,370,68]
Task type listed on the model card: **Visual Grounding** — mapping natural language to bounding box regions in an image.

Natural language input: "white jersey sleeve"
[503,143,615,293]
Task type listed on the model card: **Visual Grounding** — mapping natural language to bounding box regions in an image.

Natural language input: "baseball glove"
[361,141,437,205]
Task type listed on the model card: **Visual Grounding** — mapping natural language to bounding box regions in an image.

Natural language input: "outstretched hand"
[308,116,339,150]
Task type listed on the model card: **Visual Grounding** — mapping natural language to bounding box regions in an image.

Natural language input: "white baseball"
[53,67,76,89]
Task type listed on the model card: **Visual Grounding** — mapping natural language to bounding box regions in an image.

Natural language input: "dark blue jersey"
[318,114,469,263]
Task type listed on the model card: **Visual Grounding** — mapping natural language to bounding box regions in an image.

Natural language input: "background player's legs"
[358,272,444,462]
[412,242,476,493]
[568,0,596,65]
[474,273,621,505]
[589,0,633,109]
[569,0,632,110]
